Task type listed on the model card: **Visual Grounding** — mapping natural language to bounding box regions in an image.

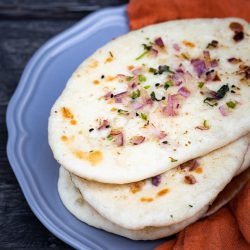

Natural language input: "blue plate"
[6,5,165,250]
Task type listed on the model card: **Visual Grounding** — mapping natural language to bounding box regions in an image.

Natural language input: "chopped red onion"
[103,91,113,100]
[145,98,153,105]
[158,131,167,139]
[151,175,161,186]
[98,120,109,130]
[149,48,159,57]
[184,175,197,184]
[210,59,219,68]
[191,59,206,77]
[132,67,142,76]
[132,102,144,110]
[113,91,127,103]
[114,133,123,146]
[178,86,191,97]
[110,129,123,146]
[154,37,165,48]
[116,74,127,82]
[163,95,178,116]
[130,82,137,89]
[173,43,180,51]
[130,136,145,145]
[180,160,199,171]
[219,105,230,116]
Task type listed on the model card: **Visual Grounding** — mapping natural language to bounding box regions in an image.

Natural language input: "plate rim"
[6,5,129,250]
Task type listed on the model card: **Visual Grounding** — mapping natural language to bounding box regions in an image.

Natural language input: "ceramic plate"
[6,5,165,250]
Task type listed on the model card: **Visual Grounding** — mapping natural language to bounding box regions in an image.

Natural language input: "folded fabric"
[128,0,250,30]
[155,182,250,250]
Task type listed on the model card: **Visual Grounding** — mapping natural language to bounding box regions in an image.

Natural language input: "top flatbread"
[49,18,250,184]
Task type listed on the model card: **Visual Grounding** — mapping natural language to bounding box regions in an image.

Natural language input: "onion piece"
[173,43,180,51]
[180,159,199,171]
[163,95,178,116]
[132,102,144,110]
[219,105,230,116]
[113,91,127,103]
[154,37,165,48]
[103,91,113,100]
[151,175,161,186]
[178,86,191,97]
[191,59,206,77]
[132,67,142,76]
[130,136,145,145]
[110,129,123,146]
[98,120,109,130]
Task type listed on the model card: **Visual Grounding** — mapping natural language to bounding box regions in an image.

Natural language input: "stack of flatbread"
[48,18,250,240]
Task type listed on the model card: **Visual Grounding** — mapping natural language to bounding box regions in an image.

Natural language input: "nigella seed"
[89,128,94,132]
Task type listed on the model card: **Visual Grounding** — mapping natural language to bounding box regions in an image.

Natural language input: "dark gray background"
[0,1,128,248]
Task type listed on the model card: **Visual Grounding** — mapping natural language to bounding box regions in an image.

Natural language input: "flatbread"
[205,166,250,217]
[58,166,208,240]
[49,18,250,184]
[235,145,250,175]
[71,135,249,230]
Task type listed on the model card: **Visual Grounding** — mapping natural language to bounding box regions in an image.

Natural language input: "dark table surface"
[0,1,128,248]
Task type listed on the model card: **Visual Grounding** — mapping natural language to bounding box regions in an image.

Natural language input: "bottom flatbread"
[58,166,208,240]
[71,135,250,230]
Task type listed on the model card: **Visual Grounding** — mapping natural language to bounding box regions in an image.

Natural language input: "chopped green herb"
[130,89,141,99]
[158,65,174,74]
[203,85,229,107]
[203,120,210,129]
[126,76,134,81]
[164,81,173,90]
[150,91,162,101]
[144,85,151,89]
[140,113,148,121]
[142,44,152,51]
[136,51,148,60]
[188,204,193,208]
[215,84,229,99]
[226,101,236,109]
[118,109,129,115]
[109,51,114,57]
[204,98,218,107]
[135,43,152,60]
[169,157,177,162]
[138,75,147,82]
[198,82,205,88]
[107,134,113,140]
[149,67,157,74]
[162,141,168,144]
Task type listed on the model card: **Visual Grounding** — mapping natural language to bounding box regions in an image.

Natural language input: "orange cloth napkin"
[155,182,250,250]
[127,1,250,249]
[128,0,250,30]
